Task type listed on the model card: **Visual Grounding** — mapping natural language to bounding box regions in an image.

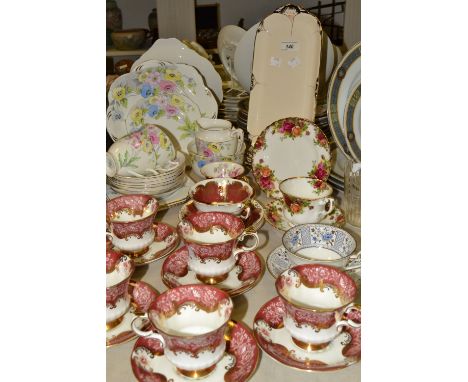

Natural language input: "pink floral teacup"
[178,212,259,284]
[106,124,177,177]
[189,178,253,218]
[200,161,245,179]
[106,195,158,254]
[195,118,244,157]
[279,177,335,224]
[106,249,135,329]
[275,264,361,350]
[132,285,233,377]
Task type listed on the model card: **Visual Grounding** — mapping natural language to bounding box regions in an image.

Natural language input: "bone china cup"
[189,178,253,218]
[106,249,135,328]
[279,177,335,224]
[282,224,357,269]
[275,264,361,350]
[178,212,259,282]
[200,161,245,179]
[106,195,158,253]
[132,285,233,376]
[195,118,244,157]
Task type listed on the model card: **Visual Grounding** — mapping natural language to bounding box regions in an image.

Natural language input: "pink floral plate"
[178,199,265,233]
[253,296,361,371]
[264,199,345,231]
[106,280,159,348]
[112,223,180,266]
[131,320,260,382]
[161,246,264,297]
[252,118,331,199]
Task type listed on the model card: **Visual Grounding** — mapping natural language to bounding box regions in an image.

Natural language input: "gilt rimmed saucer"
[253,296,361,371]
[264,199,345,231]
[131,320,260,382]
[106,280,159,348]
[161,245,264,297]
[112,223,180,267]
[179,199,265,233]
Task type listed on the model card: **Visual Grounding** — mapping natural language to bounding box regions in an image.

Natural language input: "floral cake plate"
[106,280,159,348]
[252,117,331,199]
[179,199,265,233]
[264,199,345,231]
[253,296,361,371]
[111,223,180,267]
[161,246,264,297]
[131,320,259,382]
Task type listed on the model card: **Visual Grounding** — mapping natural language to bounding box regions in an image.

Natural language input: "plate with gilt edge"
[327,42,361,161]
[252,117,331,199]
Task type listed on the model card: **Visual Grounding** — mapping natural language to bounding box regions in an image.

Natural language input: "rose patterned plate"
[253,296,361,371]
[111,223,180,267]
[264,199,345,231]
[327,42,361,161]
[131,320,259,382]
[252,117,331,199]
[106,280,158,348]
[161,246,264,297]
[266,246,361,282]
[179,199,265,233]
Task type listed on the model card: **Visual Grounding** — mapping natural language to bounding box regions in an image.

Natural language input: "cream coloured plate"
[247,5,322,137]
[131,38,223,102]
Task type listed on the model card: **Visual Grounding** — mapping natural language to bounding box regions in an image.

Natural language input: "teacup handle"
[231,129,244,154]
[233,232,259,259]
[345,250,361,270]
[336,304,361,330]
[131,316,166,347]
[239,206,251,220]
[106,232,115,242]
[318,198,335,219]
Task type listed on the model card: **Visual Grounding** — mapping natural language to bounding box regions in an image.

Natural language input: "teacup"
[106,124,177,177]
[195,118,244,157]
[282,224,359,270]
[189,178,253,218]
[106,249,135,329]
[200,161,245,179]
[275,264,361,350]
[279,177,335,224]
[106,195,158,254]
[178,212,259,283]
[132,285,233,377]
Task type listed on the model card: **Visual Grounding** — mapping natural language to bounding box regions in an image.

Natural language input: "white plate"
[328,42,361,160]
[217,25,245,81]
[251,117,331,199]
[109,61,217,126]
[344,83,361,162]
[131,38,223,102]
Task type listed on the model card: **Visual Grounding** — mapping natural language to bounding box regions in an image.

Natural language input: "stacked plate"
[107,152,186,196]
[218,87,249,123]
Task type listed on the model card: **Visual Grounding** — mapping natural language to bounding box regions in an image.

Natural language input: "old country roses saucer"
[265,199,345,231]
[111,223,180,266]
[106,280,159,347]
[253,296,360,371]
[161,246,264,297]
[252,118,331,199]
[131,320,259,382]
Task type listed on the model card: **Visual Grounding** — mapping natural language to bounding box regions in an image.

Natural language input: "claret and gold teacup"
[131,284,234,377]
[275,264,361,350]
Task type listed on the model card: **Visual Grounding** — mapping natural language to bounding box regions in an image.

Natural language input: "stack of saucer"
[218,88,249,123]
[107,152,186,196]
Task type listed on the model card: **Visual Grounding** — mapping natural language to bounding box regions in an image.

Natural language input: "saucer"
[253,296,361,371]
[179,199,265,233]
[266,246,361,291]
[131,320,260,382]
[112,223,180,267]
[265,199,345,231]
[106,280,159,348]
[161,246,264,297]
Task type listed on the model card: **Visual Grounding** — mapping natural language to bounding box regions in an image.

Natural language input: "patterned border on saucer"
[327,42,361,161]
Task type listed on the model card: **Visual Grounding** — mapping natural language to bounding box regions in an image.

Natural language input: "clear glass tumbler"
[344,159,361,227]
